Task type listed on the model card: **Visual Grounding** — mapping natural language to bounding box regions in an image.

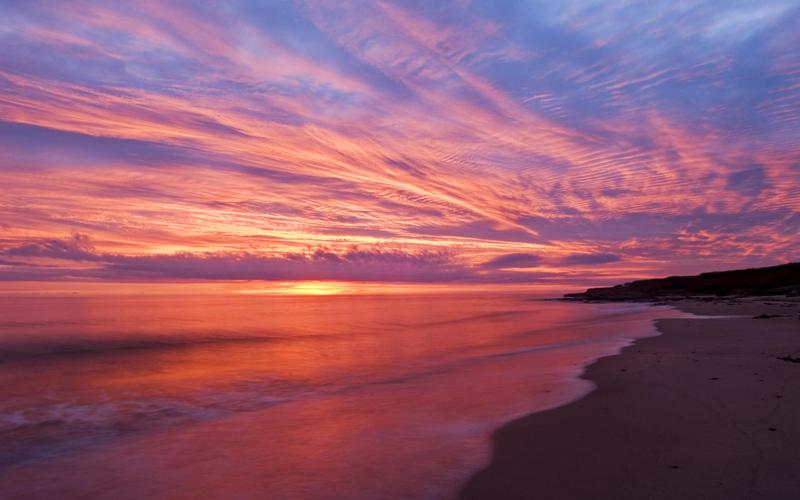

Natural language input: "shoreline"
[459,297,800,499]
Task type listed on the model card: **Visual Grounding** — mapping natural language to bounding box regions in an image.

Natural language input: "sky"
[0,0,798,289]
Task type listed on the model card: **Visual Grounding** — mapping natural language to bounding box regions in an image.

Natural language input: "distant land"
[565,262,800,301]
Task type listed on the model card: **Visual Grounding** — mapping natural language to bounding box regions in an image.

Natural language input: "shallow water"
[0,293,687,499]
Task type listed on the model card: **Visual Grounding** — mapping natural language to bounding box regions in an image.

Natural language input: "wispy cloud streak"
[0,1,798,284]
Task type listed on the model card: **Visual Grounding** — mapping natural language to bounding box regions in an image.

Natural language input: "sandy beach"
[461,297,800,499]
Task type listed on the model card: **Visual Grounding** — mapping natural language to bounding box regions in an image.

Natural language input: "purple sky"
[0,1,798,287]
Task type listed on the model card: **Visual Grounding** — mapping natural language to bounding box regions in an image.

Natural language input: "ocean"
[0,293,686,499]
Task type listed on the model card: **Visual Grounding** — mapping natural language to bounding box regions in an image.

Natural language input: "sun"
[238,281,353,296]
[282,282,350,295]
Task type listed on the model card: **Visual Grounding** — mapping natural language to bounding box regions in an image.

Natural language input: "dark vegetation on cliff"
[565,263,800,301]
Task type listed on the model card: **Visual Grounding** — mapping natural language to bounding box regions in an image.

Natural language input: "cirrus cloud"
[0,0,797,286]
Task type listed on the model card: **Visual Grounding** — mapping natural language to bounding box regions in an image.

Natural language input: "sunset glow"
[1,5,799,496]
[1,1,798,288]
[240,281,356,295]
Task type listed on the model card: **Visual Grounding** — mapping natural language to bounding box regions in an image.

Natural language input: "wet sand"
[461,297,800,500]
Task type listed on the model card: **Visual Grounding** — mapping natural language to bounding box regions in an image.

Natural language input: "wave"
[0,335,585,434]
[0,308,572,361]
[0,389,293,469]
[399,310,530,328]
[0,331,330,361]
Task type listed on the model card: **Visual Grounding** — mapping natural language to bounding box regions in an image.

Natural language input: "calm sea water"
[0,293,686,499]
